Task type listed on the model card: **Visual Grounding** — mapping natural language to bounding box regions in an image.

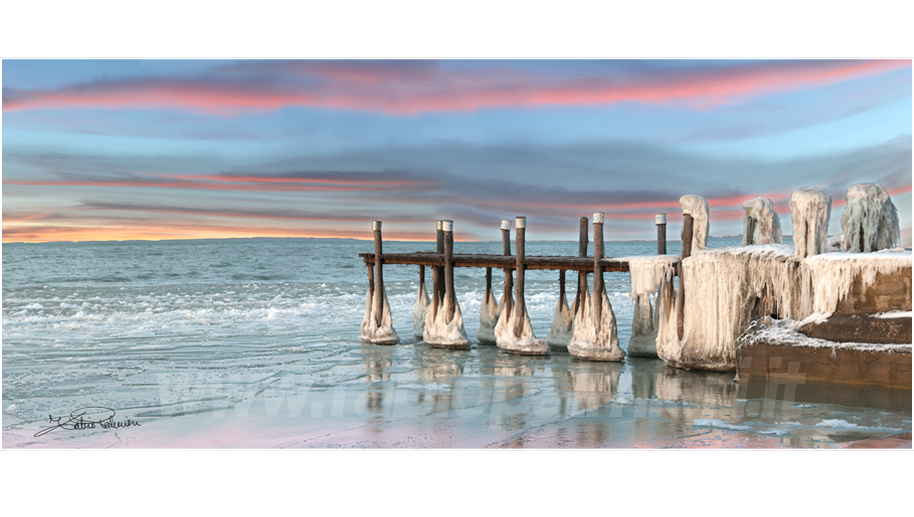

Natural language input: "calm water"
[3,237,910,448]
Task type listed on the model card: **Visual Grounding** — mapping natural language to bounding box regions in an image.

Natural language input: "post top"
[441,220,453,232]
[372,220,382,230]
[436,220,442,230]
[655,213,667,225]
[515,216,526,228]
[500,219,511,230]
[593,212,604,224]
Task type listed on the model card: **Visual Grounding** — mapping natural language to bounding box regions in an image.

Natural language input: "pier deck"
[359,252,678,273]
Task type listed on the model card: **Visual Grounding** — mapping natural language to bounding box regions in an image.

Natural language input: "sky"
[2,59,911,245]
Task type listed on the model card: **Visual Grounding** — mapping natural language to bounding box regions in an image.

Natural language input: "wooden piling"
[373,221,384,326]
[433,220,442,318]
[574,216,588,313]
[656,213,667,255]
[368,257,375,302]
[436,220,445,299]
[443,220,456,322]
[559,269,566,302]
[513,216,526,336]
[677,213,694,340]
[485,267,492,304]
[501,219,513,318]
[593,213,605,328]
[746,208,756,245]
[681,213,694,259]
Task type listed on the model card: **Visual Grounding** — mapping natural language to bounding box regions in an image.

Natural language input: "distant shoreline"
[2,236,756,245]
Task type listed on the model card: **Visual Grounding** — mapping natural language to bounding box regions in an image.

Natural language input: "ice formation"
[798,250,912,318]
[567,286,624,361]
[655,245,798,371]
[360,283,400,345]
[412,275,430,338]
[618,255,681,357]
[477,288,508,345]
[651,241,911,371]
[741,196,783,245]
[495,300,548,355]
[840,183,900,253]
[679,195,709,250]
[789,187,831,258]
[545,291,575,349]
[423,294,470,348]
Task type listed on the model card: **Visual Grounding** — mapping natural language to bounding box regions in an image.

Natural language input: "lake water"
[3,237,910,448]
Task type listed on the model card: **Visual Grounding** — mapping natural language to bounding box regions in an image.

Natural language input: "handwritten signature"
[34,407,141,437]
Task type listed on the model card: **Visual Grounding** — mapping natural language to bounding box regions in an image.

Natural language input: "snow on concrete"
[545,292,575,349]
[873,311,913,319]
[617,255,680,357]
[423,295,470,348]
[494,300,549,355]
[412,277,430,338]
[741,196,783,245]
[737,316,912,354]
[789,187,832,258]
[840,183,901,253]
[360,283,400,345]
[567,286,624,361]
[679,195,709,250]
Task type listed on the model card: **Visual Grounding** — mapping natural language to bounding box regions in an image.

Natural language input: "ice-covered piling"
[841,183,900,253]
[496,216,548,355]
[413,265,429,338]
[424,220,469,348]
[679,195,709,251]
[789,187,831,258]
[361,221,400,345]
[546,217,589,350]
[620,255,681,357]
[741,196,783,245]
[568,213,624,361]
[546,269,575,349]
[477,219,513,345]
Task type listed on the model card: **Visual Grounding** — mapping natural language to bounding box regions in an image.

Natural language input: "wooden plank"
[359,252,678,274]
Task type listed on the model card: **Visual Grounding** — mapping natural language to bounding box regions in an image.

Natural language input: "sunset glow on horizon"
[3,59,912,245]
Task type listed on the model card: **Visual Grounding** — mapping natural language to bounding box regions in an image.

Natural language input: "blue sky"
[3,59,911,244]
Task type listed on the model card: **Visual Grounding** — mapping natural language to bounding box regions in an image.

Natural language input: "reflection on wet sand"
[346,343,911,448]
[558,360,622,413]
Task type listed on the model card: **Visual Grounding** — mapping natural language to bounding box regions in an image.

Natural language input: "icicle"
[545,291,575,349]
[423,292,470,347]
[413,275,429,338]
[741,196,783,245]
[679,195,710,250]
[840,183,901,253]
[567,285,624,361]
[654,265,681,363]
[788,187,831,258]
[360,282,399,345]
[798,250,911,319]
[494,300,548,354]
[655,245,798,371]
[619,255,680,357]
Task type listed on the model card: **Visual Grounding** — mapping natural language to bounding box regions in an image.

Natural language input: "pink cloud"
[4,60,909,115]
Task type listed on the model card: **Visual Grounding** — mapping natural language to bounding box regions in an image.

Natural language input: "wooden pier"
[359,213,689,353]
